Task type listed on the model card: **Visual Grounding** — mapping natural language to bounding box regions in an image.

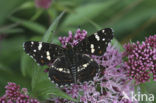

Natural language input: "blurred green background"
[0,0,156,102]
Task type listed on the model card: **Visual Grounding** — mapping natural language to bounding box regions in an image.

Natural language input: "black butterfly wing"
[48,56,73,86]
[49,68,73,86]
[77,54,99,82]
[23,41,65,65]
[74,28,113,56]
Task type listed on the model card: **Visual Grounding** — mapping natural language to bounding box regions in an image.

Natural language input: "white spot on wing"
[46,51,50,56]
[47,56,51,60]
[38,42,42,50]
[46,51,51,60]
[102,38,105,41]
[30,42,34,47]
[102,30,105,33]
[78,68,81,72]
[58,68,63,71]
[94,33,100,41]
[33,50,36,52]
[31,42,34,45]
[90,44,95,53]
[83,63,89,68]
[90,44,94,48]
[91,48,95,53]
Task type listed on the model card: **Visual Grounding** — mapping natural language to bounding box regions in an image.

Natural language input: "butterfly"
[23,28,113,86]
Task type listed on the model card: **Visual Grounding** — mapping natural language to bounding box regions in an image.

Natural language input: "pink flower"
[0,82,39,103]
[59,29,87,48]
[123,34,156,84]
[145,35,156,48]
[35,0,52,9]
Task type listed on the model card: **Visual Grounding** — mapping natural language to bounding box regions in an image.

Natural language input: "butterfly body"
[23,28,113,86]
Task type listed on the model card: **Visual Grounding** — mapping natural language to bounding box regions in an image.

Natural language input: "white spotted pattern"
[90,44,94,48]
[77,61,92,72]
[47,56,51,60]
[91,48,95,53]
[102,30,105,33]
[46,51,50,56]
[90,44,95,53]
[31,42,34,45]
[102,38,105,41]
[38,42,42,50]
[46,51,51,60]
[94,33,100,41]
[58,68,63,71]
[82,63,89,68]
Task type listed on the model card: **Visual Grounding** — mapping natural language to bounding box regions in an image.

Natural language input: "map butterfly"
[23,28,113,86]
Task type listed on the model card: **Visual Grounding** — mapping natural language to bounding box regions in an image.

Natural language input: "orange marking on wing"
[41,60,44,64]
[91,68,96,76]
[53,76,60,81]
[98,50,102,54]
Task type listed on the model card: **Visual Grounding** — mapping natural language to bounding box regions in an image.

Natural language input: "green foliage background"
[0,0,155,102]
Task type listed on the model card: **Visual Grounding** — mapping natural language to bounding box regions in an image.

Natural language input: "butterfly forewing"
[24,41,65,65]
[74,28,113,56]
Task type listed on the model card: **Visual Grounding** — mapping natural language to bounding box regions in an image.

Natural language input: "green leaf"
[21,53,34,77]
[30,10,43,21]
[42,11,65,42]
[0,36,25,66]
[0,0,25,25]
[9,16,46,34]
[112,0,156,42]
[0,28,23,34]
[61,0,116,27]
[0,23,23,34]
[16,1,35,12]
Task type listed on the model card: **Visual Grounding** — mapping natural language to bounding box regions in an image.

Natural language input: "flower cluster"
[35,0,52,9]
[59,29,87,48]
[123,35,156,84]
[145,35,156,48]
[52,29,135,103]
[0,82,39,103]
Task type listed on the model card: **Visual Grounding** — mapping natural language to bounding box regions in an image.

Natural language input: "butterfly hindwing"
[48,56,73,86]
[49,68,73,86]
[77,54,99,83]
[74,28,113,56]
[24,41,65,65]
[48,54,99,86]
